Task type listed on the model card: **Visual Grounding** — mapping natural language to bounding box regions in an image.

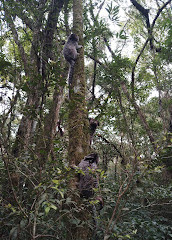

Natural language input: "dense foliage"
[0,0,172,239]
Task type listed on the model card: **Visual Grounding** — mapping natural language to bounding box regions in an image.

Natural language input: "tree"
[66,0,91,238]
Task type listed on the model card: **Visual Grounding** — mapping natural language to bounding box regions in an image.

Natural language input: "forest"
[0,0,172,239]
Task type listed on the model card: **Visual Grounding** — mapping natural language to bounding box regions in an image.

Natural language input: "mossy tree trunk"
[68,0,89,166]
[67,0,90,239]
[68,0,89,165]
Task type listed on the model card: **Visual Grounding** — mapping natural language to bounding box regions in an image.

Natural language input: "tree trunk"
[68,0,89,165]
[36,84,65,168]
[67,0,90,239]
[6,0,64,157]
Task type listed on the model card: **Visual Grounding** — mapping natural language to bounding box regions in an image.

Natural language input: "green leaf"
[9,227,18,240]
[20,219,27,229]
[58,189,64,198]
[50,204,57,210]
[52,179,60,185]
[45,206,50,215]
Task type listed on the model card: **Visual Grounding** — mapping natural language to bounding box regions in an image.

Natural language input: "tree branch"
[130,0,153,49]
[43,0,64,58]
[151,0,172,28]
[97,134,126,163]
[87,50,157,153]
[121,82,157,152]
[104,37,116,58]
[131,37,149,99]
[91,60,97,102]
[104,172,134,238]
[130,0,149,18]
[41,0,64,82]
[130,0,172,99]
[3,156,28,219]
[3,8,29,74]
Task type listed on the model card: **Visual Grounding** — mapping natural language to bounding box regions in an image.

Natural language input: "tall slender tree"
[67,0,90,238]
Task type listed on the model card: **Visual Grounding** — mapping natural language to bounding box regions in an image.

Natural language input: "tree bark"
[67,0,90,239]
[36,83,65,168]
[68,0,89,166]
